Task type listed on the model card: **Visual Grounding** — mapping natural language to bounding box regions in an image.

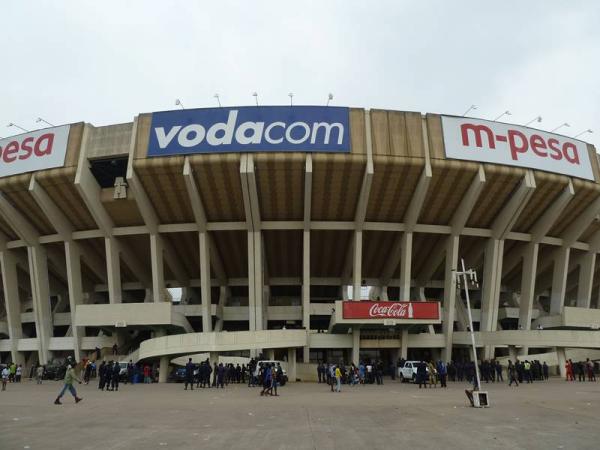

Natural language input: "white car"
[398,361,429,383]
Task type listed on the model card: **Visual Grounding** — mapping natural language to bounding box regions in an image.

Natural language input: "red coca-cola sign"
[342,301,439,320]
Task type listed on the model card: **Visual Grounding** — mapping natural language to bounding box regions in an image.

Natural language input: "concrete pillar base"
[401,329,408,359]
[159,356,169,383]
[287,348,297,382]
[209,352,219,367]
[508,345,517,361]
[302,346,310,363]
[351,327,360,365]
[556,347,567,378]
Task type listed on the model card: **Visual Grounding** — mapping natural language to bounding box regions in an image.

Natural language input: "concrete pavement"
[0,378,598,450]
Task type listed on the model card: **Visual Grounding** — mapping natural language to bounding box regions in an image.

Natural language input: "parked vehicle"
[398,360,428,383]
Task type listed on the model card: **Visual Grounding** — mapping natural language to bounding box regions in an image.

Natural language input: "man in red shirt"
[143,365,151,384]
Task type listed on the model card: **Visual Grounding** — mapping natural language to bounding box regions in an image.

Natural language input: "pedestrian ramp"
[137,329,308,361]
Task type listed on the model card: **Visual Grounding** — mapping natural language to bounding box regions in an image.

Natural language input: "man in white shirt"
[1,367,9,391]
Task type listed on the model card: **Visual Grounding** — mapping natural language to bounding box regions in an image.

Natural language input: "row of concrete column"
[1,241,85,365]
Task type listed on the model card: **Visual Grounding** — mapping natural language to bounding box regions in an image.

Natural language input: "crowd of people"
[564,358,597,382]
[2,352,598,402]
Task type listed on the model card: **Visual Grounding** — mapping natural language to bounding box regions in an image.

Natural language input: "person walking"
[184,358,194,390]
[417,360,428,389]
[566,359,575,381]
[1,366,9,391]
[83,361,91,384]
[524,360,532,383]
[98,361,107,390]
[334,365,342,392]
[143,364,151,384]
[427,361,438,388]
[586,359,596,382]
[437,360,448,388]
[274,363,283,396]
[9,362,16,383]
[216,363,225,388]
[495,361,504,382]
[36,365,44,385]
[542,361,549,381]
[15,365,22,382]
[54,364,83,405]
[111,362,120,391]
[508,361,519,387]
[260,364,272,396]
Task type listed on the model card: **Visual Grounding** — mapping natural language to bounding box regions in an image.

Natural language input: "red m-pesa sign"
[342,301,440,320]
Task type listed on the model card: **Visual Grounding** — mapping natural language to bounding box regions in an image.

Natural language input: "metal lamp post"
[454,258,481,390]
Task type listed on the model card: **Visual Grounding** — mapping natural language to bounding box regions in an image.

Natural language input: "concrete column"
[518,243,539,330]
[247,231,256,331]
[507,345,517,362]
[302,231,310,362]
[28,246,52,365]
[550,247,570,314]
[159,356,169,383]
[352,326,360,365]
[287,348,297,382]
[399,232,413,299]
[481,238,504,359]
[248,231,263,332]
[199,232,212,332]
[380,286,389,301]
[352,230,362,300]
[576,252,595,308]
[150,234,164,303]
[0,250,23,364]
[556,347,567,378]
[64,241,83,361]
[267,349,275,360]
[105,237,122,304]
[253,232,263,331]
[400,328,408,359]
[442,236,459,362]
[209,351,219,366]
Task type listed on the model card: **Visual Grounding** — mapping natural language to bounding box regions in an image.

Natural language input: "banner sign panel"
[342,301,440,320]
[441,116,594,180]
[147,106,350,156]
[0,125,70,178]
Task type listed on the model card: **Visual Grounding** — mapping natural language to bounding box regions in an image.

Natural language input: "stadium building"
[1,105,599,381]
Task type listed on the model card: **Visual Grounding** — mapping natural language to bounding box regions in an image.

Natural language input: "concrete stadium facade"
[1,106,600,381]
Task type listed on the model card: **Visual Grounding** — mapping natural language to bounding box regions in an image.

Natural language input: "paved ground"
[0,377,598,450]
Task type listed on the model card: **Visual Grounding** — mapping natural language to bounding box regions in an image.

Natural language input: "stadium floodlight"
[36,117,55,127]
[252,92,259,106]
[7,122,29,132]
[288,92,294,106]
[493,110,511,121]
[175,99,185,110]
[551,122,570,133]
[573,129,593,139]
[462,104,477,116]
[524,116,542,126]
[326,93,334,106]
[214,94,221,107]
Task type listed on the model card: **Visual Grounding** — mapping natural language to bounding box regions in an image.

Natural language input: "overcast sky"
[2,1,599,147]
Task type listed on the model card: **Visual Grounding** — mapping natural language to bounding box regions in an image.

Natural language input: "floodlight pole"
[455,258,481,390]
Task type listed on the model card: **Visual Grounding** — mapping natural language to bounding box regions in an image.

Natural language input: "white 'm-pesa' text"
[154,110,344,148]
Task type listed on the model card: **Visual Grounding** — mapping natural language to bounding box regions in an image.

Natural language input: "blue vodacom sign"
[147,106,351,156]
